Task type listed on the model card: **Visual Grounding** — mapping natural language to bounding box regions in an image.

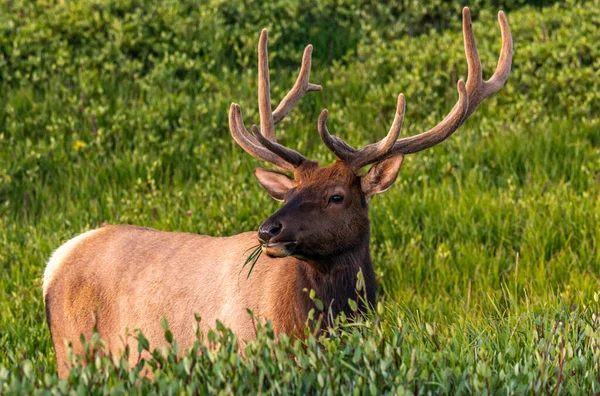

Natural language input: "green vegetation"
[1,0,599,393]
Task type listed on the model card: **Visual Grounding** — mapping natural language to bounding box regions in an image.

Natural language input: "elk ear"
[361,154,404,200]
[254,168,295,201]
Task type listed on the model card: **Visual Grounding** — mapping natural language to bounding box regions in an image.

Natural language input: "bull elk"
[44,8,512,377]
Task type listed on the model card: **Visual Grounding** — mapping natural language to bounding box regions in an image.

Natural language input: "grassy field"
[1,0,599,393]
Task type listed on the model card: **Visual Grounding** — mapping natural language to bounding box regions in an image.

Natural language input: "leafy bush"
[0,0,550,84]
[2,294,600,393]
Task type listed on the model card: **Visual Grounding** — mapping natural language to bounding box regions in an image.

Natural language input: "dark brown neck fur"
[293,228,376,328]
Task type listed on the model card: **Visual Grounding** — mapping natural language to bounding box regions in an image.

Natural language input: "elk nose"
[258,220,282,243]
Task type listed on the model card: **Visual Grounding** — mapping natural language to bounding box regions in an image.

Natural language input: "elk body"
[44,8,512,377]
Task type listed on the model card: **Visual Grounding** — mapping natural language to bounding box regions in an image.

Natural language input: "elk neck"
[293,227,376,322]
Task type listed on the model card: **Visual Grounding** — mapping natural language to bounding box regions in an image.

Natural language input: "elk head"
[229,8,512,272]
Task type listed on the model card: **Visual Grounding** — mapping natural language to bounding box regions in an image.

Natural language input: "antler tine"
[318,109,356,163]
[229,104,295,173]
[273,44,322,124]
[462,7,513,119]
[258,30,322,141]
[389,7,512,155]
[318,94,406,169]
[257,29,276,142]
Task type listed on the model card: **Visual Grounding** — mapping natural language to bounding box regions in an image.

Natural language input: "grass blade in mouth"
[241,244,263,279]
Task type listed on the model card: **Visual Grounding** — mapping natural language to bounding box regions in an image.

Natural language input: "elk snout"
[258,220,283,243]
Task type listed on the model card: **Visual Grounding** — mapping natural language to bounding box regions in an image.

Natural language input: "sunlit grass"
[242,244,264,280]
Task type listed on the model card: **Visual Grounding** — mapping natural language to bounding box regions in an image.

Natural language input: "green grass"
[1,0,599,393]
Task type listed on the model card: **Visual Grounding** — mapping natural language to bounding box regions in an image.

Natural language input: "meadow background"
[1,0,599,393]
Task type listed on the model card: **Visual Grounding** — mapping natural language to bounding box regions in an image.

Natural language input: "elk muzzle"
[258,220,282,243]
[258,218,297,258]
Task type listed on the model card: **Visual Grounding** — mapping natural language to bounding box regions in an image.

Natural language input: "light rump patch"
[43,229,102,299]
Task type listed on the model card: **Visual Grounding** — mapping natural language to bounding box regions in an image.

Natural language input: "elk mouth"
[261,241,297,258]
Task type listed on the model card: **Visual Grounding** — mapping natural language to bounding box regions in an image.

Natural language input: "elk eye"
[328,194,344,204]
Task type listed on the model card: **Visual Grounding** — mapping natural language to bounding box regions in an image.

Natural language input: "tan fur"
[43,229,101,299]
[44,225,305,377]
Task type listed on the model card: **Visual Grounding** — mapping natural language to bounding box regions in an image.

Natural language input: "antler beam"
[319,7,512,169]
[390,7,512,155]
